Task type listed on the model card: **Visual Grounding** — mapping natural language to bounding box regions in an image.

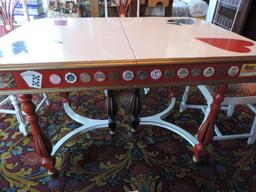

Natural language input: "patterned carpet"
[0,88,256,192]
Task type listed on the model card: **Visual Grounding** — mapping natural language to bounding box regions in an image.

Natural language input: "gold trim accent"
[1,53,256,71]
[136,56,256,65]
[134,79,256,89]
[0,60,137,71]
[0,85,137,95]
[1,56,256,71]
[0,78,255,95]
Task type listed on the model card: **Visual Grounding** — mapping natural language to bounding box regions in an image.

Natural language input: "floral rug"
[0,88,255,192]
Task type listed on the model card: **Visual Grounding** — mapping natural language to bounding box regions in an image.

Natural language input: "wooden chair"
[0,0,49,136]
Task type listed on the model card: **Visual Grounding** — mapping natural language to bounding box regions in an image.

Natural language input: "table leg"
[130,88,142,132]
[59,92,69,103]
[19,94,57,176]
[105,90,118,134]
[193,84,227,162]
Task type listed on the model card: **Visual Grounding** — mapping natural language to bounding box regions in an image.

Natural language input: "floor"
[0,88,256,192]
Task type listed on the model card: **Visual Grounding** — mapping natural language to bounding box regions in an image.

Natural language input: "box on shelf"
[14,6,45,16]
[14,0,45,16]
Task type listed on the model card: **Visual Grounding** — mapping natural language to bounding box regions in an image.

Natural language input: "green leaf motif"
[115,154,126,160]
[99,161,113,170]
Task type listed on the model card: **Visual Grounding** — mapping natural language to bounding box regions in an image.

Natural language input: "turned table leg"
[105,90,118,134]
[59,92,69,103]
[130,88,142,132]
[19,94,57,176]
[193,84,227,162]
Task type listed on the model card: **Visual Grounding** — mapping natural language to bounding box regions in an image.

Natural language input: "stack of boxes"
[14,0,46,24]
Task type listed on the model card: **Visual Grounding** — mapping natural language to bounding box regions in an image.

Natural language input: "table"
[0,17,255,175]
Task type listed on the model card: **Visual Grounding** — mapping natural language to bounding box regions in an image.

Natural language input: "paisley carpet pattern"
[0,88,256,192]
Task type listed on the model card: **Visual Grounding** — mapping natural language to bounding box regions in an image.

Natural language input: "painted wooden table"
[0,17,255,175]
